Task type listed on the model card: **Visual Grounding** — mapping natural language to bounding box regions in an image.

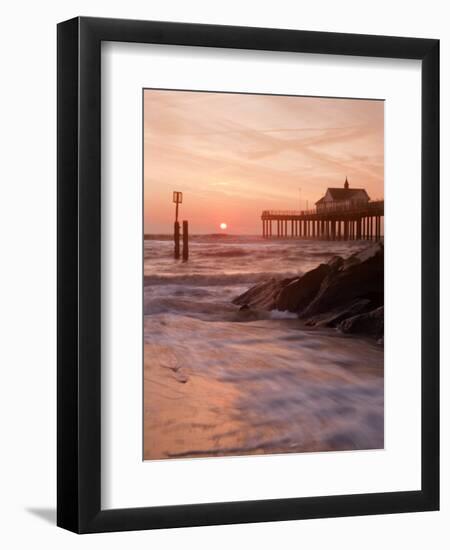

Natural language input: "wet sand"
[143,316,384,460]
[144,343,246,459]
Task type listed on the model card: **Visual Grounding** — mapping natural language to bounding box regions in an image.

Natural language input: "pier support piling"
[260,201,383,242]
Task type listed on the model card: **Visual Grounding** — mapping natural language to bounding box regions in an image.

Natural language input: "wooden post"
[173,191,183,258]
[182,220,189,261]
[174,221,180,259]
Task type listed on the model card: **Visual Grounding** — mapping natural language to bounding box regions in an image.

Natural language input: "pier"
[261,200,384,241]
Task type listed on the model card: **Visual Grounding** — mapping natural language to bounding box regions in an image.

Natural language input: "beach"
[143,235,384,460]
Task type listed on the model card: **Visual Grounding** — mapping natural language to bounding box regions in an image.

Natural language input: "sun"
[220,222,227,231]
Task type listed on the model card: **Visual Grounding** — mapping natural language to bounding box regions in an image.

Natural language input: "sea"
[144,235,384,456]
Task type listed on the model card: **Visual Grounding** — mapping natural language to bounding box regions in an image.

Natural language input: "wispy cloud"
[144,90,384,233]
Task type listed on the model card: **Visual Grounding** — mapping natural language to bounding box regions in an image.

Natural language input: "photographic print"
[143,90,384,461]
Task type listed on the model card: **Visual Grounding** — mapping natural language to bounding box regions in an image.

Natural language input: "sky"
[144,90,384,234]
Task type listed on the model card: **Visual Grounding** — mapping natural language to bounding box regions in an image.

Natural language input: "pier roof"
[316,187,370,205]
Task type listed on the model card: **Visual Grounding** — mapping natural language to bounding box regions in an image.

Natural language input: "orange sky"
[144,90,384,234]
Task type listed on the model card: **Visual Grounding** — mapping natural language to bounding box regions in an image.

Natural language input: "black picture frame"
[57,16,439,533]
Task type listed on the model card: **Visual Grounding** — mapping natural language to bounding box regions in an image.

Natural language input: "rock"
[232,242,384,339]
[174,371,189,383]
[338,307,384,339]
[232,277,293,310]
[300,243,383,318]
[276,263,331,312]
[304,298,372,328]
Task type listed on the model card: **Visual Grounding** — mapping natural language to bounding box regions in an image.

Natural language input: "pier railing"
[262,200,384,219]
[261,200,384,241]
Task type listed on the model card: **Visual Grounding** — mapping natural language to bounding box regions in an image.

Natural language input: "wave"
[199,247,250,258]
[144,233,262,243]
[144,271,301,287]
[144,296,235,317]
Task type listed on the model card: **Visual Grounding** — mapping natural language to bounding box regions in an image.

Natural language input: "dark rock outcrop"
[233,242,384,339]
[232,277,291,310]
[301,244,383,319]
[277,263,331,312]
[338,306,384,339]
[304,298,372,328]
